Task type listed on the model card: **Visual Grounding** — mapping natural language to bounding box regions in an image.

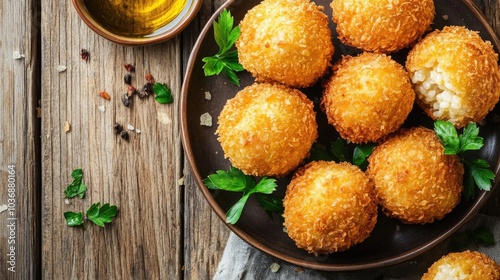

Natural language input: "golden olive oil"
[83,0,188,37]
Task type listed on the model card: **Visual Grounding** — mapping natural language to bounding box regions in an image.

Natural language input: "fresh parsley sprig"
[202,9,244,86]
[204,167,279,224]
[309,138,375,171]
[153,82,173,104]
[64,203,118,228]
[433,120,495,200]
[64,168,87,198]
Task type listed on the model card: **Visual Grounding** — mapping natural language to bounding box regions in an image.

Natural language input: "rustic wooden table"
[0,0,499,279]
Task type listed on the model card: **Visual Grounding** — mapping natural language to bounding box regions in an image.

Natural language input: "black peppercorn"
[121,94,131,107]
[139,83,153,99]
[124,73,132,85]
[120,130,129,140]
[114,123,123,134]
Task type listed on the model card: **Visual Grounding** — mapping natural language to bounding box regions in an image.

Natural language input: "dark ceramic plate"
[181,0,500,271]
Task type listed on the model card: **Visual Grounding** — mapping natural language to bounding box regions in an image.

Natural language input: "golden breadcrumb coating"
[216,83,317,177]
[367,127,463,224]
[322,53,415,144]
[283,161,378,255]
[422,251,500,280]
[331,0,434,53]
[406,26,500,128]
[236,0,334,88]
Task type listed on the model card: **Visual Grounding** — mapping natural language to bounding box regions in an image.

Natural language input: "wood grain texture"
[40,1,183,279]
[182,1,230,279]
[0,0,40,279]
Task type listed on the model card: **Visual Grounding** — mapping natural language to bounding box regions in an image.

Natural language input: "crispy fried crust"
[236,0,334,88]
[322,53,415,144]
[216,83,317,177]
[422,251,500,280]
[283,161,378,255]
[331,0,434,53]
[367,127,463,224]
[406,26,500,128]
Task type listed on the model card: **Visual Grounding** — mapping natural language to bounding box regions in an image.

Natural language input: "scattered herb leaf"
[330,138,349,162]
[64,168,87,199]
[202,9,244,86]
[433,120,495,200]
[256,193,284,221]
[153,82,173,104]
[449,227,495,251]
[64,211,84,227]
[86,203,119,227]
[353,144,376,171]
[203,167,278,224]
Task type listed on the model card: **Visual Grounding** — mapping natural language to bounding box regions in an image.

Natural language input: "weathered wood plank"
[40,1,184,278]
[0,0,40,279]
[182,1,230,279]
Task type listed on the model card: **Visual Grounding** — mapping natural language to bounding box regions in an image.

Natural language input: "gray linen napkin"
[214,214,500,280]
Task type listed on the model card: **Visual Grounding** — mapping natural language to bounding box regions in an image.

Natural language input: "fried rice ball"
[236,0,334,88]
[216,83,317,177]
[322,52,415,144]
[422,251,500,280]
[406,26,500,128]
[367,127,464,224]
[331,0,434,53]
[283,161,378,255]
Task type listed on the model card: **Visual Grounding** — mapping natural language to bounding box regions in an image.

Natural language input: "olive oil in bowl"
[83,0,189,38]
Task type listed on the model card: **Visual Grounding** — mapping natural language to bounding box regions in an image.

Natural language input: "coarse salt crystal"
[13,51,25,60]
[178,177,184,186]
[127,124,135,131]
[0,205,7,213]
[270,263,280,273]
[200,113,212,126]
[135,128,141,134]
[64,199,71,205]
[57,65,67,72]
[98,105,105,112]
[205,91,212,100]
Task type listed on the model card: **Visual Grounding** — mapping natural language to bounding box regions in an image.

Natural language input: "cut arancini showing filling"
[406,26,500,128]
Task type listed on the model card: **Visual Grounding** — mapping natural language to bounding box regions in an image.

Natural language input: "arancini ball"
[236,0,334,88]
[331,0,434,53]
[422,251,500,280]
[283,161,378,255]
[406,26,500,128]
[322,52,415,144]
[216,83,317,177]
[367,127,464,224]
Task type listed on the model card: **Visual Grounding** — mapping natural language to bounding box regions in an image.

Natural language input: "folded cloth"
[214,214,500,280]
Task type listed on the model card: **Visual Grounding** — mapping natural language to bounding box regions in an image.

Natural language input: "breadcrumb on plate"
[367,127,463,224]
[422,251,500,280]
[322,52,415,144]
[283,161,378,255]
[216,83,317,177]
[331,0,434,53]
[236,0,334,88]
[406,26,500,128]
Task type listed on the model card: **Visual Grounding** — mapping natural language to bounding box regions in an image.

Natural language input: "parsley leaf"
[449,227,495,251]
[64,168,87,199]
[202,9,244,86]
[203,167,278,224]
[433,120,495,200]
[153,82,173,104]
[309,138,375,171]
[64,211,84,227]
[255,193,284,221]
[86,203,119,227]
[353,144,376,171]
[434,120,460,154]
